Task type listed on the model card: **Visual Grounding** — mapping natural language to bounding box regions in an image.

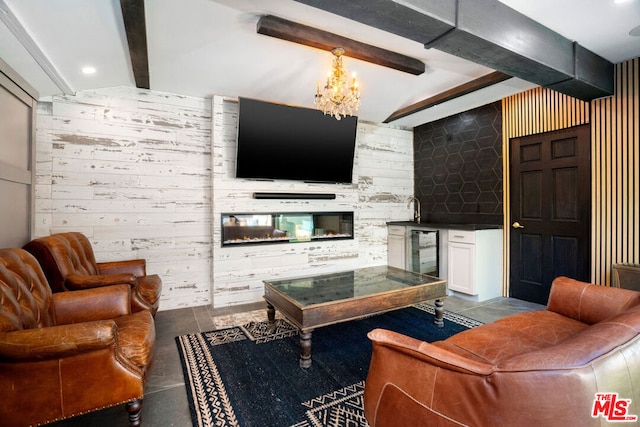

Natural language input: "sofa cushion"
[500,306,640,370]
[492,309,589,344]
[433,310,589,365]
[432,322,548,364]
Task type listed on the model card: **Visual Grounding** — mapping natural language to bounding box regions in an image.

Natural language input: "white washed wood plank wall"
[35,87,213,310]
[33,88,413,311]
[211,96,413,308]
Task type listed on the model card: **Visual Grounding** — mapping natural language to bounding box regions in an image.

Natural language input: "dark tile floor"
[49,296,544,426]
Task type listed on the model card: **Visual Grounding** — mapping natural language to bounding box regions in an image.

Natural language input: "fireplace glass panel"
[222,212,353,246]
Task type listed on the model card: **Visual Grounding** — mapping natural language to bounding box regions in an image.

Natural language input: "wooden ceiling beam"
[257,15,425,76]
[120,0,150,89]
[384,71,512,123]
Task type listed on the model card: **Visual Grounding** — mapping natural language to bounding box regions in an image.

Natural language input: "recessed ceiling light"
[630,24,640,36]
[613,0,633,4]
[82,66,96,75]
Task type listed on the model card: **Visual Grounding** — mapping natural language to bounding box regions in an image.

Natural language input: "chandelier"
[315,48,360,120]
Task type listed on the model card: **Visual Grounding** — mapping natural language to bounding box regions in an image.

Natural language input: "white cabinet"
[387,224,502,301]
[448,242,475,294]
[387,225,406,269]
[447,229,502,301]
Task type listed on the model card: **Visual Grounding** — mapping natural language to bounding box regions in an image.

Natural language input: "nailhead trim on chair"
[34,396,144,426]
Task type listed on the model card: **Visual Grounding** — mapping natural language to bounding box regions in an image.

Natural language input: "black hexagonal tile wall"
[413,101,503,222]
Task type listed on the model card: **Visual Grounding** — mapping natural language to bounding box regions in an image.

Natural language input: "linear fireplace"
[221,212,354,246]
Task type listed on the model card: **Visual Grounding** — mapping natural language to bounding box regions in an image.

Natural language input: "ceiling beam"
[295,0,613,101]
[384,71,511,123]
[257,15,425,75]
[120,0,150,89]
[293,0,456,46]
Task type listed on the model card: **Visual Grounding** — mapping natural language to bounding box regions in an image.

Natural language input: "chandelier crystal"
[315,48,360,120]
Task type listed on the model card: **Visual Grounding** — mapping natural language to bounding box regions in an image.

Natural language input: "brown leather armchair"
[24,232,162,316]
[364,277,640,426]
[0,248,155,426]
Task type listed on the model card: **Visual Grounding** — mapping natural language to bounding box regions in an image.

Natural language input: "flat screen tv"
[235,97,358,184]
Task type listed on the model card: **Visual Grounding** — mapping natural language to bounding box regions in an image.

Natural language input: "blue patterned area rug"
[175,303,482,427]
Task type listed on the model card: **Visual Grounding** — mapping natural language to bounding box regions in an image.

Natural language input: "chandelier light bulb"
[315,48,361,120]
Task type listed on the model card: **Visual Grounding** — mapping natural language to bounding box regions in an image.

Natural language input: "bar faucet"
[407,196,421,223]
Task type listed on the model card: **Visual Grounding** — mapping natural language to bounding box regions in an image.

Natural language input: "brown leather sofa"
[0,248,155,426]
[24,232,162,316]
[364,276,640,426]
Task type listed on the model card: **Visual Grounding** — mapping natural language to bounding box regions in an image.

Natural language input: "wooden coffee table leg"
[299,330,313,368]
[434,298,444,327]
[266,302,275,324]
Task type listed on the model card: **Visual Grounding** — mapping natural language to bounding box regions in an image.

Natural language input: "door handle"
[512,221,525,229]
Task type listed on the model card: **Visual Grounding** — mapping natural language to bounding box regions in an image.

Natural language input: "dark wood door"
[509,125,591,304]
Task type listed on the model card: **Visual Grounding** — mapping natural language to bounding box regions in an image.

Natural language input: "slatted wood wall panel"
[502,88,590,295]
[502,57,640,292]
[592,57,639,286]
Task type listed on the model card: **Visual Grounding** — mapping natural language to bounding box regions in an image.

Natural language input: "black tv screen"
[235,97,358,184]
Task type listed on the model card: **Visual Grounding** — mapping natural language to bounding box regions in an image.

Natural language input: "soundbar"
[253,192,336,200]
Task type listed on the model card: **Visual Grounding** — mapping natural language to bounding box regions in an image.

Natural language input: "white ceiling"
[1,0,639,128]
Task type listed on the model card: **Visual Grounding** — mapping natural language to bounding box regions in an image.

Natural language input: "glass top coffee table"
[263,265,447,368]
